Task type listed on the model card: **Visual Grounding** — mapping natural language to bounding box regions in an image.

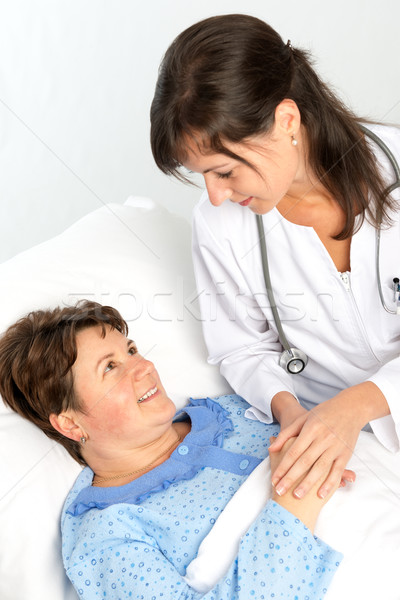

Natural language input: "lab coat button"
[239,459,249,470]
[178,445,189,455]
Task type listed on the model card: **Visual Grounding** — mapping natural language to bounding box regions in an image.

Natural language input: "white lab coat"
[192,124,400,453]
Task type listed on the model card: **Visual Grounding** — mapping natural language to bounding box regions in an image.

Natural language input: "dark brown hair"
[151,13,395,239]
[0,301,128,465]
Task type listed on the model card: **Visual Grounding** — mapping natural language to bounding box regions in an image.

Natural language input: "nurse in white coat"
[150,14,400,501]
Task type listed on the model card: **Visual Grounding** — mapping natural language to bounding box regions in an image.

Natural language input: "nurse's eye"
[104,361,115,373]
[216,170,233,179]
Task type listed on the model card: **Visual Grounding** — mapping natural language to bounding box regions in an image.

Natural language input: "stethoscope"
[256,125,400,375]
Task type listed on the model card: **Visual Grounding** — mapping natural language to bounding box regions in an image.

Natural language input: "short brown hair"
[0,301,128,464]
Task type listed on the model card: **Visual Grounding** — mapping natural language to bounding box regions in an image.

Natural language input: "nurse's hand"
[269,382,389,499]
[269,436,341,533]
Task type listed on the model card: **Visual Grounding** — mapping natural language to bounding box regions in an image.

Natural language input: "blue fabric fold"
[67,397,262,517]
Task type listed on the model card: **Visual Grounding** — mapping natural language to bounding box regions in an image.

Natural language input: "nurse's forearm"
[271,391,307,429]
[335,381,390,426]
[271,381,390,429]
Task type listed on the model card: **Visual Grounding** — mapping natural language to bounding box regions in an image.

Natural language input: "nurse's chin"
[248,203,271,215]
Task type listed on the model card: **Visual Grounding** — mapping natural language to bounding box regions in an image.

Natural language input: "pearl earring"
[80,436,86,445]
[291,135,298,146]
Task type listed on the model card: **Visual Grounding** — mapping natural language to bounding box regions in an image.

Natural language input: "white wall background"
[0,0,399,263]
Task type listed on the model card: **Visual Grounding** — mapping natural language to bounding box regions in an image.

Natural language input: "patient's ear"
[49,412,84,442]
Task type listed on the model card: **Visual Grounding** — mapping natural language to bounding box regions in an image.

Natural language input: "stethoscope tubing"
[257,125,400,371]
[359,125,400,314]
[255,214,291,352]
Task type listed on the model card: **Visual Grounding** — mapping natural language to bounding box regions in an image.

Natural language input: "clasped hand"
[269,394,361,499]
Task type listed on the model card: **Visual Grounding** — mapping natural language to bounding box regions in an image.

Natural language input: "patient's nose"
[130,355,155,381]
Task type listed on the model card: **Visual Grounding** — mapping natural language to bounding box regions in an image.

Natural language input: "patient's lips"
[137,386,158,403]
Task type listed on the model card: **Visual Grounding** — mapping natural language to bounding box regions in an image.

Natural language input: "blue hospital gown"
[62,394,342,599]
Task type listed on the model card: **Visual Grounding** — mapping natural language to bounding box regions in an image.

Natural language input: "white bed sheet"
[184,430,400,599]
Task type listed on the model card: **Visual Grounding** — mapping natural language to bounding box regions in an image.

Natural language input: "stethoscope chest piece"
[279,348,308,374]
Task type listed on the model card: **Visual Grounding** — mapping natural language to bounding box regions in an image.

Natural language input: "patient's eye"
[103,342,137,374]
[128,341,137,356]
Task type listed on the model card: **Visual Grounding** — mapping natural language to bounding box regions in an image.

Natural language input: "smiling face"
[183,128,301,215]
[68,325,176,453]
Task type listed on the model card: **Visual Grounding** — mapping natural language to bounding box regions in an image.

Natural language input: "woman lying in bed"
[0,300,344,599]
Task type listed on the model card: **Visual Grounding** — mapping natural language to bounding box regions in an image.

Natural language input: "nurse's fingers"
[341,469,356,485]
[269,417,307,452]
[268,436,297,475]
[314,459,354,499]
[271,436,329,493]
[270,440,342,533]
[292,452,353,500]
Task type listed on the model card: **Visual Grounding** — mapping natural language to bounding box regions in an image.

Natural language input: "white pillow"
[0,197,229,600]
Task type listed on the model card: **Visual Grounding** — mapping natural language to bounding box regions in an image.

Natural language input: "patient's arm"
[269,437,339,533]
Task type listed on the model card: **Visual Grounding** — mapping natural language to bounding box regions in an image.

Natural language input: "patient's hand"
[269,437,340,533]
